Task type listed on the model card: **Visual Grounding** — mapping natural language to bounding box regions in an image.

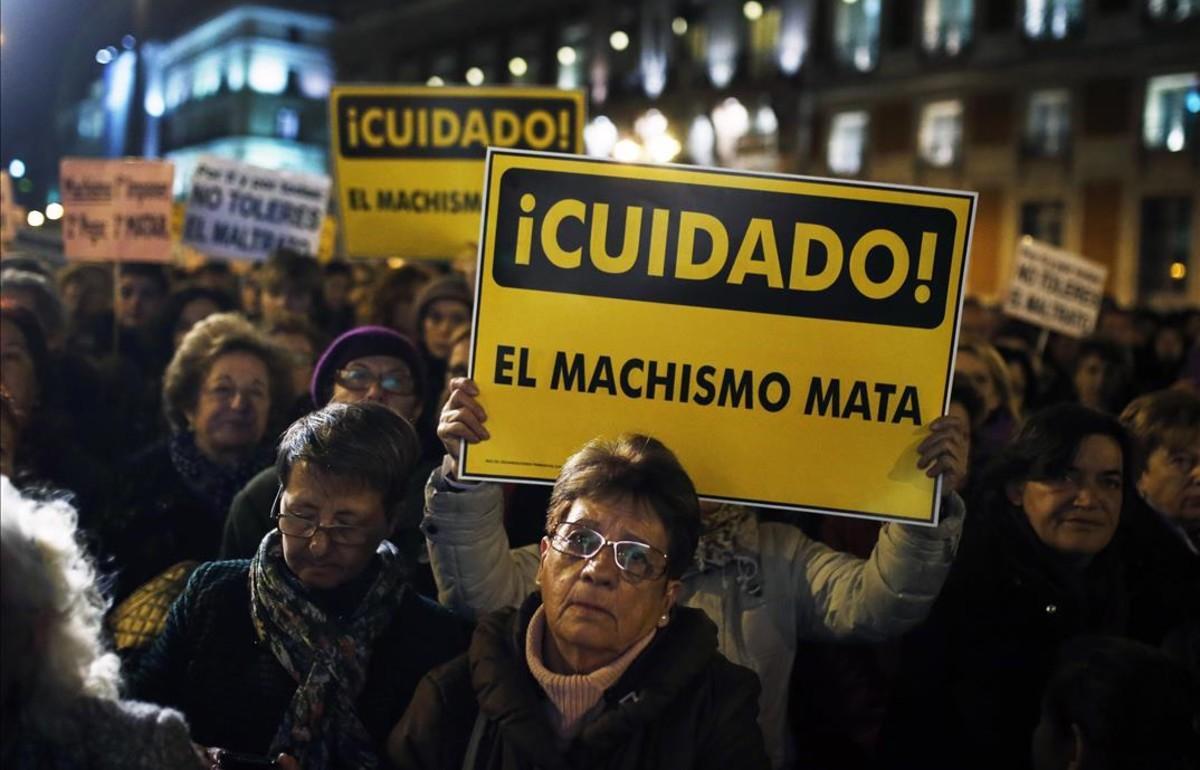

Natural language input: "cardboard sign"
[0,171,21,250]
[1003,237,1107,338]
[182,156,330,262]
[461,150,975,525]
[60,158,174,262]
[329,85,585,259]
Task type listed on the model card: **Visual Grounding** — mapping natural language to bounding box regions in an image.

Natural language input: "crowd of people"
[0,248,1197,770]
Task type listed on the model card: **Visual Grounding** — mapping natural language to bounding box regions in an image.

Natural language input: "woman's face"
[1010,434,1124,560]
[1073,354,1107,411]
[0,320,38,419]
[186,351,271,462]
[280,460,389,590]
[422,299,470,360]
[330,355,421,421]
[956,351,999,415]
[536,497,680,674]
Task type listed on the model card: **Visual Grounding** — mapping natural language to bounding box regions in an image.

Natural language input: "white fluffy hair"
[1,476,121,716]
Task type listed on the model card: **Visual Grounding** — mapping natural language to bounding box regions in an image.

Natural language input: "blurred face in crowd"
[1138,436,1200,528]
[440,333,471,406]
[173,297,222,350]
[241,280,261,318]
[323,273,352,310]
[271,332,316,401]
[0,320,38,419]
[279,460,389,590]
[536,496,680,674]
[261,284,312,324]
[186,351,270,464]
[1153,327,1185,364]
[1073,354,1108,411]
[422,300,470,360]
[955,351,999,415]
[331,355,421,421]
[1008,434,1124,563]
[117,275,166,330]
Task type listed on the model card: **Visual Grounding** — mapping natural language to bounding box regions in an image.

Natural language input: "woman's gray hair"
[0,476,121,718]
[162,311,293,433]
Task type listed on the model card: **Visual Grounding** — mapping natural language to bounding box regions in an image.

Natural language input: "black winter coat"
[129,559,471,763]
[389,593,770,770]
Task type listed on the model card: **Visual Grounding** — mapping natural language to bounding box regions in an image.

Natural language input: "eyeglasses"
[334,367,416,396]
[202,383,267,405]
[549,522,669,582]
[273,492,376,546]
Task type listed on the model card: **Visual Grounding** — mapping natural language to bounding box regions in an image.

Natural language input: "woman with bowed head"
[389,434,771,770]
[109,312,292,600]
[418,378,968,768]
[131,402,469,769]
[882,404,1139,770]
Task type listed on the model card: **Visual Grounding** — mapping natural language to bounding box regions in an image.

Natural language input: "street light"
[426,76,445,86]
[7,159,25,178]
[672,17,689,35]
[508,57,528,77]
[45,203,64,220]
[96,48,113,64]
[610,30,630,51]
[557,46,577,66]
[27,210,45,227]
[743,1,764,21]
[465,67,485,86]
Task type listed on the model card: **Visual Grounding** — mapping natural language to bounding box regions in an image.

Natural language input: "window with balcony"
[918,99,963,167]
[922,0,974,55]
[1022,0,1084,39]
[1139,196,1192,297]
[1143,72,1199,152]
[828,111,869,175]
[1024,89,1071,156]
[1020,201,1065,245]
[834,0,882,72]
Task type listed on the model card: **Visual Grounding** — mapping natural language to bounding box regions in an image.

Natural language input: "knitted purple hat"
[309,325,426,407]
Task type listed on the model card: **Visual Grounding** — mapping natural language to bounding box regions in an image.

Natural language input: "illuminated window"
[275,107,299,140]
[922,0,974,56]
[300,68,332,99]
[1023,0,1083,40]
[1146,0,1199,21]
[918,99,963,167]
[1143,73,1199,152]
[192,55,223,99]
[828,111,869,175]
[834,0,882,72]
[1024,89,1071,156]
[1020,201,1065,245]
[248,54,288,94]
[1139,197,1192,297]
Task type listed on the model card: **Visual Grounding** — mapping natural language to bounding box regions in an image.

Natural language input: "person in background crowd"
[258,249,321,327]
[998,342,1041,417]
[240,264,263,322]
[58,263,113,350]
[132,403,469,769]
[0,476,208,770]
[1073,337,1133,414]
[161,287,236,353]
[955,337,1021,470]
[365,262,433,336]
[220,326,436,595]
[262,313,326,422]
[1031,637,1199,770]
[882,405,1139,770]
[439,326,471,408]
[109,313,291,601]
[424,377,967,768]
[410,276,471,446]
[1140,316,1189,394]
[389,434,771,770]
[1,267,67,350]
[116,264,169,335]
[317,259,357,336]
[189,260,239,299]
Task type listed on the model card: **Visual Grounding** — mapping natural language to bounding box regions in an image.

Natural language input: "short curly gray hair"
[161,312,293,433]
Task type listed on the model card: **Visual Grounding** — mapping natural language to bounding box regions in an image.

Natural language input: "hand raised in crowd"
[915,413,969,496]
[438,377,489,478]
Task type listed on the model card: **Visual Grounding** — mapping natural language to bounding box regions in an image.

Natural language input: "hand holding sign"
[439,377,490,479]
[916,414,969,496]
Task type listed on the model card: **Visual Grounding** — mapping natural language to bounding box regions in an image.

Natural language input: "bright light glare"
[1170,262,1188,280]
[613,138,642,162]
[45,203,64,220]
[672,17,689,35]
[610,31,630,51]
[647,133,682,163]
[744,1,764,20]
[426,76,445,86]
[27,210,45,227]
[508,57,528,77]
[465,67,485,86]
[96,48,113,65]
[8,159,25,178]
[557,46,577,66]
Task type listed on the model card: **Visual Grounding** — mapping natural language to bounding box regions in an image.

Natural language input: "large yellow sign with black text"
[462,151,975,525]
[329,85,585,258]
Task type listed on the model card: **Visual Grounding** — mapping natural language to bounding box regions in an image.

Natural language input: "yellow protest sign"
[461,150,975,525]
[329,85,585,259]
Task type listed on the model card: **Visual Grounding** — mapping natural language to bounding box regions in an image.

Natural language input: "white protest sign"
[182,156,330,262]
[0,171,20,249]
[1003,237,1107,338]
[60,158,175,262]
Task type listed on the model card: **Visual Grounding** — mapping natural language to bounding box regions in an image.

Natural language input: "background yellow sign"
[462,151,975,525]
[329,85,584,259]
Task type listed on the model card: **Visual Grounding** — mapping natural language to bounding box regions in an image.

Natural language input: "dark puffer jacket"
[389,593,770,770]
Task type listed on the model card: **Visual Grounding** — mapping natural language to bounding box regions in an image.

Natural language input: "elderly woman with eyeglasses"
[389,434,771,770]
[109,313,293,601]
[131,402,469,769]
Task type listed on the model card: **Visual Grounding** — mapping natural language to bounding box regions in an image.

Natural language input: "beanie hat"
[309,325,426,407]
[410,276,472,335]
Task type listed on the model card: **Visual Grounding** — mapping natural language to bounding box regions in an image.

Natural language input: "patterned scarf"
[168,431,273,518]
[249,530,404,769]
[691,504,763,597]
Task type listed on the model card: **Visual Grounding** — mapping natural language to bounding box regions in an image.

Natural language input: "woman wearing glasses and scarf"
[130,402,469,769]
[389,434,771,770]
